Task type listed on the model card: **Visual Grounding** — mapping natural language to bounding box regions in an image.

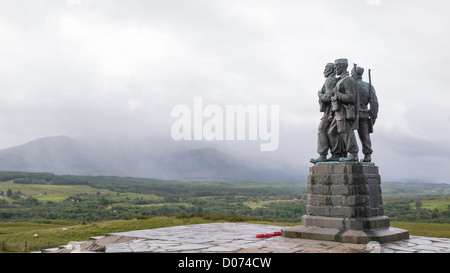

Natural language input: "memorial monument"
[283,59,409,244]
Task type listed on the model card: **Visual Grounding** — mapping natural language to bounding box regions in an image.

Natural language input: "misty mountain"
[0,136,303,182]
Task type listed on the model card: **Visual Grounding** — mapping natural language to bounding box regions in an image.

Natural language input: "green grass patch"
[0,214,295,253]
[409,195,450,211]
[0,180,162,204]
[243,199,296,209]
[137,202,193,208]
[243,200,274,209]
[391,222,450,238]
[1,216,449,253]
[0,181,117,203]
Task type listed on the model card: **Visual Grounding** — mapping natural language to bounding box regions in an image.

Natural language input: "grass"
[243,200,275,209]
[0,181,116,203]
[1,215,449,253]
[0,178,449,252]
[0,215,296,253]
[409,195,450,211]
[0,180,162,203]
[391,222,450,238]
[136,202,193,208]
[243,200,297,209]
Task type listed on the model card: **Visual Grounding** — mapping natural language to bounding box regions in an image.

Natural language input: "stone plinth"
[282,162,409,244]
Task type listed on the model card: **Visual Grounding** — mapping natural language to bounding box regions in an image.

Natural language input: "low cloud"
[0,1,449,182]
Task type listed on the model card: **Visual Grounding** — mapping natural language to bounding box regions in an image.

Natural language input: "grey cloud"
[0,1,449,183]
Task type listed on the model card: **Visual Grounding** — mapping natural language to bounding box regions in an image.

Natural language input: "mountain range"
[0,136,303,182]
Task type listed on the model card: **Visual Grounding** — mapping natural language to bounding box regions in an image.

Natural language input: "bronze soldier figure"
[327,58,359,162]
[310,63,337,163]
[352,66,379,162]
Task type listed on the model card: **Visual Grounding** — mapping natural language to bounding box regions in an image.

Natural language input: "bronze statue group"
[310,58,379,164]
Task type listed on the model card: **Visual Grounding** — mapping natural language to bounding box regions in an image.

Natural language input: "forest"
[0,171,449,224]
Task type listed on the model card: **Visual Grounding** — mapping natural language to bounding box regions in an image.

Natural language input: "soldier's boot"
[361,154,372,163]
[310,155,327,164]
[327,154,340,162]
[339,153,359,162]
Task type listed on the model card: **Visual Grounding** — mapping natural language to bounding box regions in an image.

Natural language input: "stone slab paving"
[43,222,450,253]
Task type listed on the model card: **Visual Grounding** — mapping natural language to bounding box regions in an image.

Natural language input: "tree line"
[0,171,449,224]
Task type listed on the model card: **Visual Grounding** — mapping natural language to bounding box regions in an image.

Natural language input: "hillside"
[0,136,303,182]
[0,171,449,254]
[0,171,449,224]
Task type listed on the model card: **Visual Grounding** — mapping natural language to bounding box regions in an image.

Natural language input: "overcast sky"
[0,0,449,183]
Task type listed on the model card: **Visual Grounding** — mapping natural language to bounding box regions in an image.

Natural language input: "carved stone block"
[282,162,409,244]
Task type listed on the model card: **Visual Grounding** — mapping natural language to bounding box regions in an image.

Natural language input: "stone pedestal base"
[282,221,409,244]
[282,162,409,244]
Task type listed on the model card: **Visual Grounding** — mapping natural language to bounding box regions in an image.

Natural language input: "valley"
[0,171,449,252]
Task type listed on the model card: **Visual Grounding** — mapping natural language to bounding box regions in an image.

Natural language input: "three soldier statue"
[310,58,379,164]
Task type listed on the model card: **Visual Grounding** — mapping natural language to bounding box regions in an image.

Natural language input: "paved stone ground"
[40,223,450,253]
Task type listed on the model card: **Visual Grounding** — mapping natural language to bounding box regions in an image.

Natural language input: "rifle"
[352,63,360,130]
[368,69,374,134]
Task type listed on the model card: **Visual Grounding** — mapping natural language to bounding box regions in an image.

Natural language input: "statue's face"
[335,64,346,75]
[323,66,334,77]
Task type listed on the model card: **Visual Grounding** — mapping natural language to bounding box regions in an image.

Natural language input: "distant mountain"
[0,136,302,182]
